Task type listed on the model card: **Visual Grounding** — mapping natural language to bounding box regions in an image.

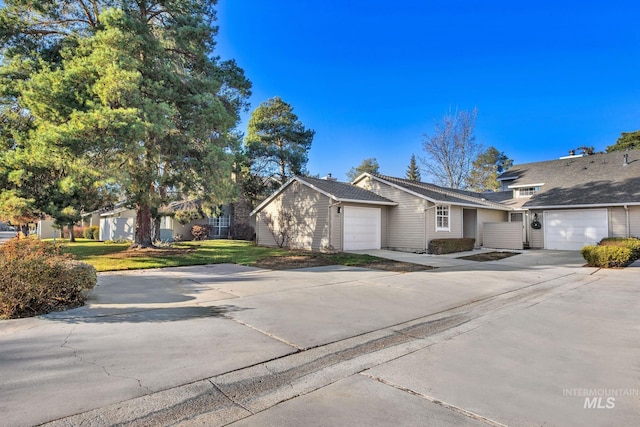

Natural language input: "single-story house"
[98,201,235,242]
[251,174,509,252]
[251,149,640,252]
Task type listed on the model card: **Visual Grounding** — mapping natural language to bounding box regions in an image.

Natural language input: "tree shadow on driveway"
[43,304,251,324]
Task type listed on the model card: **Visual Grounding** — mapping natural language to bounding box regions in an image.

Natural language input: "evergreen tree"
[245,97,315,184]
[346,158,380,181]
[606,131,640,152]
[406,154,421,181]
[466,147,513,192]
[0,1,251,247]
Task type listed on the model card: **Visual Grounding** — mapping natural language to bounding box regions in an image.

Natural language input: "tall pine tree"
[406,154,421,181]
[0,1,251,247]
[466,147,513,192]
[245,97,315,184]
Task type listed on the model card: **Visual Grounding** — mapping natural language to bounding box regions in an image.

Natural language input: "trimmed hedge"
[581,245,633,268]
[598,237,640,259]
[429,238,475,255]
[0,239,97,319]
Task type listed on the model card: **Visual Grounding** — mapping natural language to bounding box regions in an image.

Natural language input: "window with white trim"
[436,205,450,231]
[209,215,230,237]
[516,186,540,197]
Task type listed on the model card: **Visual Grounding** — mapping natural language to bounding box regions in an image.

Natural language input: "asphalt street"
[0,251,638,426]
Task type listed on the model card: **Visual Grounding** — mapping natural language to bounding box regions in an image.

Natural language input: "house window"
[436,205,450,231]
[517,187,540,197]
[209,215,230,237]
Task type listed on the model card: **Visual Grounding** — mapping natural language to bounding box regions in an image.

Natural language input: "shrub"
[581,245,633,268]
[73,226,85,238]
[1,238,62,258]
[191,224,212,241]
[598,237,640,259]
[0,239,97,319]
[429,238,475,255]
[230,223,255,241]
[83,225,100,240]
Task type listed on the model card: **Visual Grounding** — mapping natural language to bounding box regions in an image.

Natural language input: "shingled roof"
[365,174,510,210]
[497,149,640,207]
[299,176,397,204]
[251,175,396,215]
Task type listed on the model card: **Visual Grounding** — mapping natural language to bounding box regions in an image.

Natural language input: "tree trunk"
[152,216,160,242]
[133,203,153,248]
[68,223,76,242]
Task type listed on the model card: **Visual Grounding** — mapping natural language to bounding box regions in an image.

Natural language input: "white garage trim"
[343,206,381,250]
[543,209,608,250]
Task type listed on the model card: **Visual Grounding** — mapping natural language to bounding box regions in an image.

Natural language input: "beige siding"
[476,209,507,246]
[356,177,426,251]
[255,181,331,250]
[608,207,627,237]
[483,222,524,250]
[529,210,544,249]
[329,203,342,251]
[631,206,640,238]
[381,205,389,247]
[426,204,463,239]
[609,206,640,238]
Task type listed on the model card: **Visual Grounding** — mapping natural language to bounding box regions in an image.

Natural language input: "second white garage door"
[543,209,608,250]
[343,206,381,250]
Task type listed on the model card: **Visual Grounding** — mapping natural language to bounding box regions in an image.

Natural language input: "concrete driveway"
[1,251,638,426]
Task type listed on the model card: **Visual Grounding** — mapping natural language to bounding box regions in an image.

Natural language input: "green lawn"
[57,239,380,272]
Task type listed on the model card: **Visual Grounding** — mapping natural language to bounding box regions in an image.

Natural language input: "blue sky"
[216,1,640,181]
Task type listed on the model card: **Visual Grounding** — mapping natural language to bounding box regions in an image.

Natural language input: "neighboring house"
[251,175,397,251]
[98,201,235,242]
[251,149,640,252]
[159,200,233,242]
[99,206,136,241]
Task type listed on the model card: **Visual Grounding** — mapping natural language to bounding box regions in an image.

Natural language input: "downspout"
[328,200,341,250]
[624,205,630,238]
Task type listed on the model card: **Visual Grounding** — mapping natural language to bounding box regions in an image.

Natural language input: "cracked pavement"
[1,252,639,426]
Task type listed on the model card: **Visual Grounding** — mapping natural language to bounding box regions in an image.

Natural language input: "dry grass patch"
[457,251,519,262]
[107,247,196,258]
[254,254,434,272]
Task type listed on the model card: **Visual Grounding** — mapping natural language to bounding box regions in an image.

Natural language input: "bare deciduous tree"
[420,108,481,189]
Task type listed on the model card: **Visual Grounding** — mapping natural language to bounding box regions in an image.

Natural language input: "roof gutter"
[336,198,397,206]
[525,202,640,209]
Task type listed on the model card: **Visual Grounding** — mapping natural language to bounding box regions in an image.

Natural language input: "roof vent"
[323,173,337,181]
[623,153,629,166]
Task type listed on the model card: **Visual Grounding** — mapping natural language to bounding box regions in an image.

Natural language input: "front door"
[463,209,477,241]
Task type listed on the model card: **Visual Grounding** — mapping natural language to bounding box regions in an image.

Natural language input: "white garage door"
[343,207,381,250]
[544,209,608,250]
